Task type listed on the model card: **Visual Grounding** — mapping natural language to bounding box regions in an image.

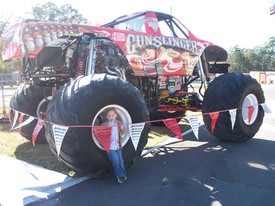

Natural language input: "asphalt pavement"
[28,122,275,206]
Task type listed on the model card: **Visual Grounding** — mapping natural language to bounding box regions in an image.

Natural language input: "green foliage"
[0,37,4,69]
[2,59,21,74]
[228,46,249,73]
[32,2,88,24]
[0,20,9,70]
[0,20,9,36]
[228,37,275,72]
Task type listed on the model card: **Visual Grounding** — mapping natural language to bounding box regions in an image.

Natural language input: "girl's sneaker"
[117,176,127,184]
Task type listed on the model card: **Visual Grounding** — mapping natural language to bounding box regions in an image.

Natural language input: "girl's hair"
[104,107,117,116]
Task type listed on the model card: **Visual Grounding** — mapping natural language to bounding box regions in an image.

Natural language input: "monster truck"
[1,11,265,175]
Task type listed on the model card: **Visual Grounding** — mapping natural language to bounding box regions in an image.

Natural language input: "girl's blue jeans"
[107,149,126,177]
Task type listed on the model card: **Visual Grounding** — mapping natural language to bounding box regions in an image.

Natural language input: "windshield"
[158,17,189,39]
[114,15,146,33]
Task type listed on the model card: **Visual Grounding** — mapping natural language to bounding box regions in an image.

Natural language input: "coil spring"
[75,58,85,77]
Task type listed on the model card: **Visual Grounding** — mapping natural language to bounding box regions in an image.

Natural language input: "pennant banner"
[32,120,44,146]
[187,116,199,140]
[13,116,35,130]
[129,123,145,150]
[9,100,272,150]
[229,109,237,130]
[163,118,182,139]
[93,126,112,153]
[11,111,19,130]
[210,112,220,134]
[261,103,272,114]
[52,124,69,156]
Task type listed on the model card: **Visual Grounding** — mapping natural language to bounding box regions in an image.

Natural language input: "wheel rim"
[37,96,52,120]
[242,94,259,125]
[91,104,132,150]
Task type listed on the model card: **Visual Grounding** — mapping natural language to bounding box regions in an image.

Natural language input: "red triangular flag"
[17,113,24,134]
[93,126,112,153]
[247,106,254,124]
[163,118,182,139]
[32,120,44,146]
[210,112,220,134]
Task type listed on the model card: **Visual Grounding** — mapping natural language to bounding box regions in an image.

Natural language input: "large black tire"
[10,83,51,143]
[202,73,265,142]
[45,74,149,175]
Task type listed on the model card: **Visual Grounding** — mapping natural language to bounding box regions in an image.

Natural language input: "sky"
[1,0,275,51]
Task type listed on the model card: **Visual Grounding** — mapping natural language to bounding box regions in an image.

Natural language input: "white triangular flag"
[52,124,69,156]
[229,109,237,130]
[10,111,19,130]
[261,103,272,114]
[187,116,199,140]
[13,116,35,129]
[129,123,145,151]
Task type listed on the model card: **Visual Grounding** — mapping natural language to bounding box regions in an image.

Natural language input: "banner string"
[9,102,271,129]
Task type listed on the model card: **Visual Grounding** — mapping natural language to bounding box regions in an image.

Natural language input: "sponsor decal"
[125,34,200,76]
[125,34,198,54]
[112,32,125,41]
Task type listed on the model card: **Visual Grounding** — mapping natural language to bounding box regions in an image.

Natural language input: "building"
[250,71,275,84]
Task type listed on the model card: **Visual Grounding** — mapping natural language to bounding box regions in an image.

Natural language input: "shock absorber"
[201,52,211,83]
[75,37,87,77]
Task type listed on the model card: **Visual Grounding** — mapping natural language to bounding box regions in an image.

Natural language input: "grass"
[0,123,72,175]
[0,111,202,175]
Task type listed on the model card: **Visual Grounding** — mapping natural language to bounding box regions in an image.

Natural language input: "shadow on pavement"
[14,141,71,175]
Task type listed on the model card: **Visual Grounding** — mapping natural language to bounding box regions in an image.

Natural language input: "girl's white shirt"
[108,120,120,150]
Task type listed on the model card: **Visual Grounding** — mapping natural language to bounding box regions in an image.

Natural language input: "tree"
[228,37,275,72]
[32,2,88,24]
[263,37,275,70]
[0,20,9,70]
[253,37,275,71]
[228,46,250,73]
[243,49,260,71]
[0,20,9,36]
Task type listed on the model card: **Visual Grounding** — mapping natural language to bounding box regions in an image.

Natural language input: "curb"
[0,155,89,206]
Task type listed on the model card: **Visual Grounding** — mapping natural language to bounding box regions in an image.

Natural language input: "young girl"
[102,107,127,184]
